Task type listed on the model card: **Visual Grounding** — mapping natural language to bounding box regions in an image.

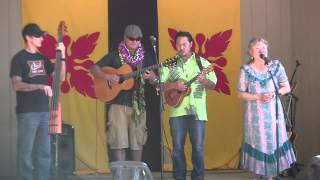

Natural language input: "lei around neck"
[118,41,144,67]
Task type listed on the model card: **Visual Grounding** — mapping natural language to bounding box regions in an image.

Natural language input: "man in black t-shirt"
[90,25,157,161]
[10,23,66,180]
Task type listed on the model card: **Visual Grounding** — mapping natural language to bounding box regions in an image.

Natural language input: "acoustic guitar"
[94,58,176,102]
[164,65,214,107]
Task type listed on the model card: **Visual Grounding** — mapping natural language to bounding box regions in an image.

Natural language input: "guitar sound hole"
[119,76,125,83]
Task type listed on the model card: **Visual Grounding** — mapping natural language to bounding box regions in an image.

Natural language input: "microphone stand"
[267,63,281,180]
[151,39,165,180]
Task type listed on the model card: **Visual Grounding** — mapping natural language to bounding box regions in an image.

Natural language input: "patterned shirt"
[161,53,217,120]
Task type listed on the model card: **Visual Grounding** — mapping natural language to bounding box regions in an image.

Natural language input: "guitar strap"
[195,54,203,71]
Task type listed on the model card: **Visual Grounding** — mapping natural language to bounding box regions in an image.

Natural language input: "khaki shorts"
[106,104,147,150]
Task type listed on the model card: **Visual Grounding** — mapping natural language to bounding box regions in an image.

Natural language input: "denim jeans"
[170,115,206,180]
[16,112,51,180]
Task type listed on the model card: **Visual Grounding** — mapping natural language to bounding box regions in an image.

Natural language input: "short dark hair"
[175,31,193,43]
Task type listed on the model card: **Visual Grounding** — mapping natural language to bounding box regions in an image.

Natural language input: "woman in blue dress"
[238,37,296,180]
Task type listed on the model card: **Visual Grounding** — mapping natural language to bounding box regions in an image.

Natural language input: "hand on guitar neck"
[142,70,157,83]
[164,65,214,107]
[197,72,216,90]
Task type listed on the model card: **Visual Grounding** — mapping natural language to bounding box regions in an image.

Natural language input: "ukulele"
[93,58,176,102]
[164,65,214,107]
[49,21,67,134]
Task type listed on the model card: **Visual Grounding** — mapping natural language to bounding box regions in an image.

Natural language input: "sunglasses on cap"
[127,36,141,41]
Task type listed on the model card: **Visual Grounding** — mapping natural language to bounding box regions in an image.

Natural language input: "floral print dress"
[238,60,296,177]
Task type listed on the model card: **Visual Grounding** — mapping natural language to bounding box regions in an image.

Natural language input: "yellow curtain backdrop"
[22,0,109,173]
[158,0,242,170]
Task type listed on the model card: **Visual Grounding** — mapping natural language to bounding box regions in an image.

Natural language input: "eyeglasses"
[127,36,141,41]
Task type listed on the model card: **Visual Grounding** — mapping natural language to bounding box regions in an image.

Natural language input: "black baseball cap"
[22,23,46,38]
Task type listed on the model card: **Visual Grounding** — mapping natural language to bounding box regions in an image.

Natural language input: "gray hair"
[247,37,268,63]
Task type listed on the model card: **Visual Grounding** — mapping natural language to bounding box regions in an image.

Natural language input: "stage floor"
[72,170,293,180]
[65,170,293,180]
[0,170,294,180]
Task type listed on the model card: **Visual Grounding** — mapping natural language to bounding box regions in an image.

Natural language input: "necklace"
[118,41,144,67]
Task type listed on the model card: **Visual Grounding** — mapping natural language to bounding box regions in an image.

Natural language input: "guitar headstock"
[162,57,177,68]
[58,21,67,42]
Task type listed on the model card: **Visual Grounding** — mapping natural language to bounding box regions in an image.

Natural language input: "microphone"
[150,35,156,46]
[149,35,157,53]
[259,53,270,65]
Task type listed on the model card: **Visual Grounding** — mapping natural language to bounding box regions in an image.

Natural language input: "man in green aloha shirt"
[159,31,217,180]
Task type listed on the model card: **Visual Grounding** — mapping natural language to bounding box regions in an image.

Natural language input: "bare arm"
[198,76,216,90]
[238,91,261,101]
[163,80,187,91]
[278,81,291,95]
[60,61,66,81]
[238,81,290,100]
[238,91,277,104]
[197,72,216,90]
[202,79,216,90]
[238,82,289,103]
[90,64,119,83]
[11,75,52,96]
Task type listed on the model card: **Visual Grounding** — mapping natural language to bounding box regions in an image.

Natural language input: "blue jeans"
[170,115,206,180]
[16,112,51,180]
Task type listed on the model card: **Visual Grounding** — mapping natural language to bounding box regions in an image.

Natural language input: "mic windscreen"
[150,35,157,46]
[259,53,270,65]
[259,53,266,60]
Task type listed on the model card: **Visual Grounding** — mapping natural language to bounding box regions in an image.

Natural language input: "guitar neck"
[185,73,200,87]
[122,63,161,80]
[133,64,159,77]
[50,25,65,111]
[120,57,176,80]
[184,65,213,87]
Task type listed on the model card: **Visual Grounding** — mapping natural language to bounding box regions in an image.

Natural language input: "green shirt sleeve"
[200,57,217,84]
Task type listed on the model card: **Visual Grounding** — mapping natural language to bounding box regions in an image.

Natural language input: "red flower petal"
[70,32,100,60]
[195,33,206,56]
[69,69,96,98]
[204,29,232,58]
[47,75,53,87]
[78,60,95,69]
[168,28,178,50]
[39,34,57,59]
[213,66,231,95]
[61,80,70,93]
[209,57,227,67]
